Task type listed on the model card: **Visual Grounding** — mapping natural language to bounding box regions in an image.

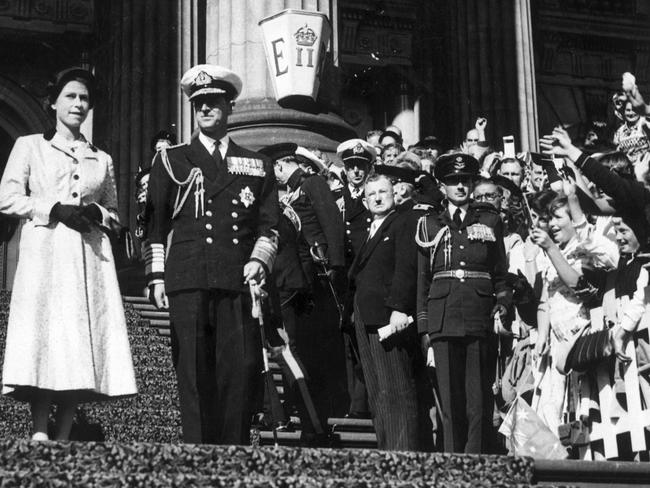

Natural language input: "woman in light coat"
[0,68,137,441]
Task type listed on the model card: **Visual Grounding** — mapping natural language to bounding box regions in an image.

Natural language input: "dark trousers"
[354,301,419,451]
[432,335,497,454]
[298,278,349,421]
[168,289,262,445]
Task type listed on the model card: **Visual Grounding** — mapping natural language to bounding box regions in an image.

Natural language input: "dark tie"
[212,142,222,167]
[453,208,462,227]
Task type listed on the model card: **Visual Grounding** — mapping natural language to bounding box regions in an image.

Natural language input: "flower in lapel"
[239,186,255,208]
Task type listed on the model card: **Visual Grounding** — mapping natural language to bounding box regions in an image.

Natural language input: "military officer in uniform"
[267,142,348,420]
[145,64,279,445]
[337,138,376,418]
[416,153,510,454]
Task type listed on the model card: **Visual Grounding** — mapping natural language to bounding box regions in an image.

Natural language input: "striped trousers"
[354,300,419,450]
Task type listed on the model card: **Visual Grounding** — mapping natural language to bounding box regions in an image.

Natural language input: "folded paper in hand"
[378,316,414,341]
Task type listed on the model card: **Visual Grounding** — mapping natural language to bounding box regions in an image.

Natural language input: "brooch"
[239,187,255,208]
[467,223,495,241]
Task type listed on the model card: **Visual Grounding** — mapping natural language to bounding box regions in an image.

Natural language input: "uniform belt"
[433,270,491,280]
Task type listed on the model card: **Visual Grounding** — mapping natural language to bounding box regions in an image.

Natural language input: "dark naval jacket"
[342,185,372,266]
[416,202,509,339]
[146,137,279,293]
[285,169,345,280]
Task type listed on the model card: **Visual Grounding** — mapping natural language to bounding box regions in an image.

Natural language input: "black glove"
[50,203,92,233]
[81,203,103,224]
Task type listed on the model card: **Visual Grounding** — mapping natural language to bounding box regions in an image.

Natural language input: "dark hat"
[336,139,377,167]
[150,130,177,152]
[434,153,479,181]
[492,174,523,198]
[258,142,298,162]
[49,67,96,106]
[621,211,650,252]
[374,164,418,184]
[180,64,242,101]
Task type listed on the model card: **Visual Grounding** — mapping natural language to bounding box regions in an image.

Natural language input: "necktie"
[212,141,222,167]
[453,208,463,227]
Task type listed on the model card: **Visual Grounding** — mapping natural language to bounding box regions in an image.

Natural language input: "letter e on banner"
[271,38,289,76]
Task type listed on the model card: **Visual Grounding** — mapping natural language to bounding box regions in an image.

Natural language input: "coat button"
[460,261,466,266]
[232,238,239,244]
[346,221,350,226]
[232,199,238,205]
[205,223,213,230]
[206,237,213,244]
[231,212,238,218]
[346,230,351,235]
[208,199,213,204]
[73,174,79,180]
[232,225,239,231]
[459,245,465,250]
[72,192,78,198]
[366,218,371,223]
[206,210,213,217]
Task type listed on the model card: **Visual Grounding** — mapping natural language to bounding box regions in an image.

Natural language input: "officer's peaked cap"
[336,139,377,166]
[435,152,479,181]
[258,143,298,162]
[181,64,242,101]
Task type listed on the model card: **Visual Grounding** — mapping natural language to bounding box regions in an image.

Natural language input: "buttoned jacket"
[146,137,279,293]
[416,202,509,338]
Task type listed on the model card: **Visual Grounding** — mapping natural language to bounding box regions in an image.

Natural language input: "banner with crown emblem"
[259,9,331,102]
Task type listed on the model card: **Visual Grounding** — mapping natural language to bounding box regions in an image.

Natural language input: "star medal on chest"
[239,186,255,208]
[467,223,496,241]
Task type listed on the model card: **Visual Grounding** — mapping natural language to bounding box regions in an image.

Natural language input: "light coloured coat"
[0,132,136,400]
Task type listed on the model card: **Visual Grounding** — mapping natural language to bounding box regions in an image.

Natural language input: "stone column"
[204,0,355,151]
[177,0,201,142]
[445,0,520,145]
[93,0,179,228]
[514,0,539,151]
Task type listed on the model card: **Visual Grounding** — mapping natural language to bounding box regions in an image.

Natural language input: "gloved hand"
[50,203,92,233]
[80,203,103,224]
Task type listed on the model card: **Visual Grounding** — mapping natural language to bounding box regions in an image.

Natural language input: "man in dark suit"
[145,64,279,445]
[348,173,420,451]
[416,153,510,454]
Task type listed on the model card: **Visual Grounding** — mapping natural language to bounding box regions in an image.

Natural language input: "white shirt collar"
[198,132,230,159]
[348,183,363,199]
[447,202,468,221]
[369,210,393,238]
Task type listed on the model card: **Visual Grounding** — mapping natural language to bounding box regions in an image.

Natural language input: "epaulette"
[159,142,187,152]
[413,203,434,213]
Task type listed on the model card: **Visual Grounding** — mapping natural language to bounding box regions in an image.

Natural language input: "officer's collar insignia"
[227,157,266,177]
[454,156,465,170]
[467,223,495,242]
[353,143,364,154]
[239,186,255,208]
[194,71,213,87]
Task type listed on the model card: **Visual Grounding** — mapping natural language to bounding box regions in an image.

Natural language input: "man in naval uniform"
[337,138,376,418]
[145,64,279,445]
[267,142,348,420]
[416,153,510,454]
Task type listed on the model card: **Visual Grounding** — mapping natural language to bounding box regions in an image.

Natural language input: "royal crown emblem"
[194,71,213,86]
[353,143,364,154]
[294,24,317,46]
[454,156,465,170]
